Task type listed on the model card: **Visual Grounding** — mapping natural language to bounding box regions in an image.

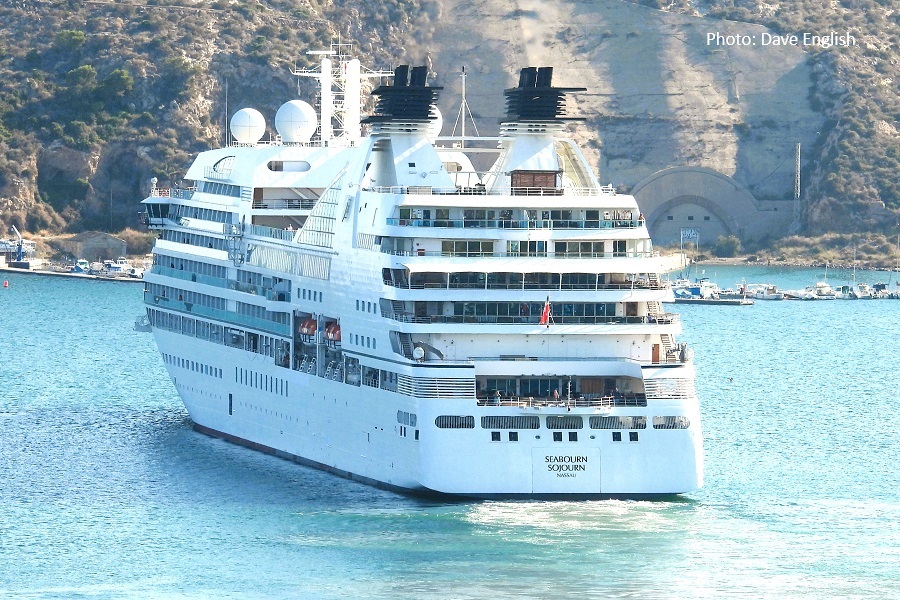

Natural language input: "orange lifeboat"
[298,319,317,336]
[324,322,341,342]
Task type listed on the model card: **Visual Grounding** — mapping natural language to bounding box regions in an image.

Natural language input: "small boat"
[68,259,91,273]
[747,283,784,301]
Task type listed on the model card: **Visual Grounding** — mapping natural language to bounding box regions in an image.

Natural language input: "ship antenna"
[451,66,479,147]
[224,79,228,146]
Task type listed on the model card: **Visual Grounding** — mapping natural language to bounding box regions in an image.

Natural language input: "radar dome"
[428,107,443,139]
[275,100,318,143]
[230,108,266,144]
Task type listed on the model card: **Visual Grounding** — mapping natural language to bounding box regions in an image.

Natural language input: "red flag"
[539,297,551,326]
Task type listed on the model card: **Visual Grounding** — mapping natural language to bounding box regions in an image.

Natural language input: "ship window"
[704,216,711,221]
[688,216,694,221]
[509,432,519,442]
[668,215,673,220]
[629,432,639,442]
[552,431,563,442]
[568,432,578,442]
[481,416,540,429]
[612,432,622,442]
[356,300,359,310]
[408,162,416,167]
[546,416,584,429]
[491,431,501,442]
[590,416,647,429]
[653,416,691,429]
[435,416,475,428]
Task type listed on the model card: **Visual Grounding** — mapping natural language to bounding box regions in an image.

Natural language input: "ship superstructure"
[141,47,703,497]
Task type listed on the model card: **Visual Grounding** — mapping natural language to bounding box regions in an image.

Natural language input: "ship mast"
[293,43,392,146]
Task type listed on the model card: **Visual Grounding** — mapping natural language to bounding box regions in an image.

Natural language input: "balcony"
[381,311,679,326]
[145,292,290,336]
[385,218,641,230]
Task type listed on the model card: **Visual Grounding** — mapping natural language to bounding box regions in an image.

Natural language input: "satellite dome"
[230,108,266,144]
[275,100,318,143]
[428,106,443,139]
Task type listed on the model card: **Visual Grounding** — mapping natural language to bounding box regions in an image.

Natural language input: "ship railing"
[385,218,642,230]
[252,198,317,210]
[383,278,671,291]
[380,249,662,259]
[145,292,290,336]
[150,266,290,301]
[150,187,196,200]
[381,312,678,325]
[476,393,648,408]
[249,224,296,242]
[366,185,616,197]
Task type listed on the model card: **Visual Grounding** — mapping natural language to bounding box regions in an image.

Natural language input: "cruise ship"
[141,47,703,498]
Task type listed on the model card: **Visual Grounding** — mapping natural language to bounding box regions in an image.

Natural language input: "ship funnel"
[362,64,443,127]
[502,67,585,124]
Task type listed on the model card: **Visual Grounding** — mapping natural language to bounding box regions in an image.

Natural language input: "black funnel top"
[363,65,442,124]
[503,66,585,122]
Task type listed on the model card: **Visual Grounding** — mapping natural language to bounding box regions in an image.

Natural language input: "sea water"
[1,267,898,599]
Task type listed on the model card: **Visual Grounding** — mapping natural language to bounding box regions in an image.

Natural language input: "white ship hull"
[141,50,704,498]
[156,329,702,497]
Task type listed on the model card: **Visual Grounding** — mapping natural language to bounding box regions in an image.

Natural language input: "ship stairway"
[391,300,405,317]
[332,364,343,381]
[325,361,334,378]
[306,358,317,374]
[647,301,662,318]
[660,333,676,354]
[398,332,414,359]
[648,272,660,287]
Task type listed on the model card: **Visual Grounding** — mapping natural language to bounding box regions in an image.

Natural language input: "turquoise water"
[1,267,898,599]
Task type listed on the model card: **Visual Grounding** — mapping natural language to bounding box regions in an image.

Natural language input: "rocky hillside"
[0,0,896,238]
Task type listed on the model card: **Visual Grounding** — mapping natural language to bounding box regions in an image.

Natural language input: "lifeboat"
[298,318,317,336]
[324,322,341,342]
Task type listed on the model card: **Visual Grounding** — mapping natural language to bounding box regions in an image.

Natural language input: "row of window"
[236,366,289,397]
[301,289,322,302]
[399,208,634,222]
[162,353,223,379]
[435,415,690,430]
[169,202,235,225]
[444,272,627,289]
[154,253,227,279]
[356,299,378,314]
[667,215,711,221]
[198,180,242,198]
[161,229,227,251]
[349,333,377,350]
[147,309,290,368]
[490,431,636,442]
[397,410,418,427]
[455,302,618,319]
[236,301,291,326]
[146,283,226,310]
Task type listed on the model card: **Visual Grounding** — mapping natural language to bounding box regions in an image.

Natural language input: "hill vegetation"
[0,0,896,255]
[629,0,899,234]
